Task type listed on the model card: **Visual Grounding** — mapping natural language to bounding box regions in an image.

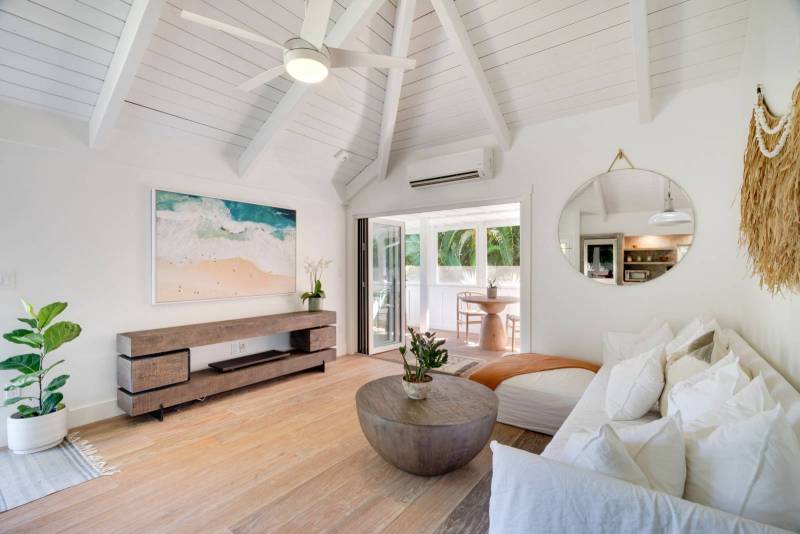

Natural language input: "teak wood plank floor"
[0,356,547,534]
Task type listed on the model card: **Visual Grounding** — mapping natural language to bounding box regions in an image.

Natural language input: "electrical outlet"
[230,341,247,356]
[237,341,247,354]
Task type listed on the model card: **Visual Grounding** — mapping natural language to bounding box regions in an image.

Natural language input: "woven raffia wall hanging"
[740,82,800,294]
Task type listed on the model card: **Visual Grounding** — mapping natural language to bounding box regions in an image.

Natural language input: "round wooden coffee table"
[356,374,498,476]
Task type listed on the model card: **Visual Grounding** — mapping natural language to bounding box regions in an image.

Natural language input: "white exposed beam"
[342,0,417,199]
[238,0,386,177]
[89,0,163,147]
[630,0,652,123]
[345,159,379,201]
[430,0,511,150]
[377,0,417,181]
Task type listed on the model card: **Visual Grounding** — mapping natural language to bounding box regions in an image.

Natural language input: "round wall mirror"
[557,168,695,286]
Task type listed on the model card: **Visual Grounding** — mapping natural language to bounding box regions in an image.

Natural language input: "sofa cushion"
[666,353,750,423]
[614,416,685,497]
[491,441,789,534]
[684,406,800,531]
[660,350,711,416]
[605,344,665,420]
[665,315,719,364]
[558,425,651,489]
[683,375,776,435]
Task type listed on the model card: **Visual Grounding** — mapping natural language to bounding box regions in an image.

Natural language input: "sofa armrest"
[489,442,789,534]
[602,331,637,365]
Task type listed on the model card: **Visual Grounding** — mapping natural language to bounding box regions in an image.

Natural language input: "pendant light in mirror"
[649,181,693,226]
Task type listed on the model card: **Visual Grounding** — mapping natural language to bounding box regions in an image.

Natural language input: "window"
[405,233,420,283]
[437,229,476,284]
[487,225,520,286]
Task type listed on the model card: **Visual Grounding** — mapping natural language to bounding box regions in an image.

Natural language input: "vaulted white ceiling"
[0,0,751,199]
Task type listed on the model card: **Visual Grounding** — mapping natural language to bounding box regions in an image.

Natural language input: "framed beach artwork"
[152,190,296,303]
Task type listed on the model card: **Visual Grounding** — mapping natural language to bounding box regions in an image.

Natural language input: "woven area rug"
[373,352,483,377]
[0,433,117,512]
[432,353,483,376]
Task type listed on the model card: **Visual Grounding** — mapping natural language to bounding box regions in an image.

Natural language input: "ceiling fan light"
[286,57,328,83]
[284,46,330,84]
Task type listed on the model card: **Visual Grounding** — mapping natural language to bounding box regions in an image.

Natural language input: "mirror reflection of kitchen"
[558,168,695,286]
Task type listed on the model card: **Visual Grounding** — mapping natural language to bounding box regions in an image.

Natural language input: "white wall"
[0,103,346,446]
[349,0,800,389]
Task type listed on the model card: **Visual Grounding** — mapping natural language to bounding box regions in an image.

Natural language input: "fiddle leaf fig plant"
[1,300,81,418]
[399,327,449,383]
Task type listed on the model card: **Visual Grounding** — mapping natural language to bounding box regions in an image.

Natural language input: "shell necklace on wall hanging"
[740,81,800,294]
[753,87,794,158]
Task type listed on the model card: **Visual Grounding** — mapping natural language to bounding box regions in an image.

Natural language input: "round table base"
[479,313,507,351]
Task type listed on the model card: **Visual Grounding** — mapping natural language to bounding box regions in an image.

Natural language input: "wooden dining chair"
[506,314,521,352]
[456,291,485,344]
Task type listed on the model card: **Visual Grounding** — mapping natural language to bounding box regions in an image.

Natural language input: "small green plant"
[301,279,325,302]
[487,278,497,288]
[1,300,81,418]
[399,327,448,383]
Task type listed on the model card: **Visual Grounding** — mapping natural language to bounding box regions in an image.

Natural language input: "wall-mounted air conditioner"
[407,147,494,189]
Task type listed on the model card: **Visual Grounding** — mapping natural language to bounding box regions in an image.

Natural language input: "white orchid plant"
[301,258,333,303]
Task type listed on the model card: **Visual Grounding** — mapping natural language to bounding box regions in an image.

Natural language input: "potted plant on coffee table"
[301,258,332,312]
[2,300,81,454]
[398,327,449,400]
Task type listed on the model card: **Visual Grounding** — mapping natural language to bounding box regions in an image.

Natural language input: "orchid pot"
[307,296,323,312]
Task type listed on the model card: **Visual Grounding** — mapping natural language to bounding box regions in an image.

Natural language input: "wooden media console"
[116,311,337,417]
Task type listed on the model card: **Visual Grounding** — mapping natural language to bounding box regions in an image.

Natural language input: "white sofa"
[489,329,800,534]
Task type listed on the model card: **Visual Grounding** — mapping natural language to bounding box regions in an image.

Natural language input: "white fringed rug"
[0,433,117,512]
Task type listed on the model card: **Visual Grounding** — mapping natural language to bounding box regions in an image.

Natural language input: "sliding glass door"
[368,219,405,354]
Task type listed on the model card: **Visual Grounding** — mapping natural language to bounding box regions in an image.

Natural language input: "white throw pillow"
[710,328,732,364]
[605,344,665,421]
[684,406,800,531]
[666,353,750,423]
[683,374,776,435]
[559,425,650,489]
[659,352,711,416]
[665,316,719,364]
[631,323,674,357]
[614,415,685,497]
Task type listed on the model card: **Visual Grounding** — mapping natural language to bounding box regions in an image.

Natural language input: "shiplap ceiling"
[0,0,751,196]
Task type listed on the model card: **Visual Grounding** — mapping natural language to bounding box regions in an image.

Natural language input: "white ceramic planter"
[7,406,68,454]
[402,375,433,400]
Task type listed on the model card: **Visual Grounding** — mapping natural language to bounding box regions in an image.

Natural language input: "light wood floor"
[1,355,542,534]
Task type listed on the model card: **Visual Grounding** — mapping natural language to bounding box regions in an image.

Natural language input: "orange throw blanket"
[469,353,600,390]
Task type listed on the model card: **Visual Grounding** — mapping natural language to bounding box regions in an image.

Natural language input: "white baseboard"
[68,399,124,429]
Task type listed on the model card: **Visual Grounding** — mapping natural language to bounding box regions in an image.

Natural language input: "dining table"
[460,295,520,351]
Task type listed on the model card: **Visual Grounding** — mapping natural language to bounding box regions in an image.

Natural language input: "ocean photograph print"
[152,190,296,303]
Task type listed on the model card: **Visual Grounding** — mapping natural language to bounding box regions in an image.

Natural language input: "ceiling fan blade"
[237,65,286,92]
[318,76,354,109]
[180,10,286,51]
[328,48,416,70]
[300,0,335,49]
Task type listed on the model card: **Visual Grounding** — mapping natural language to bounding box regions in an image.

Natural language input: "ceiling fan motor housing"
[284,38,331,83]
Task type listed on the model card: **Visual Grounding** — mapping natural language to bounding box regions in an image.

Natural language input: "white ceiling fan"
[180,3,416,99]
